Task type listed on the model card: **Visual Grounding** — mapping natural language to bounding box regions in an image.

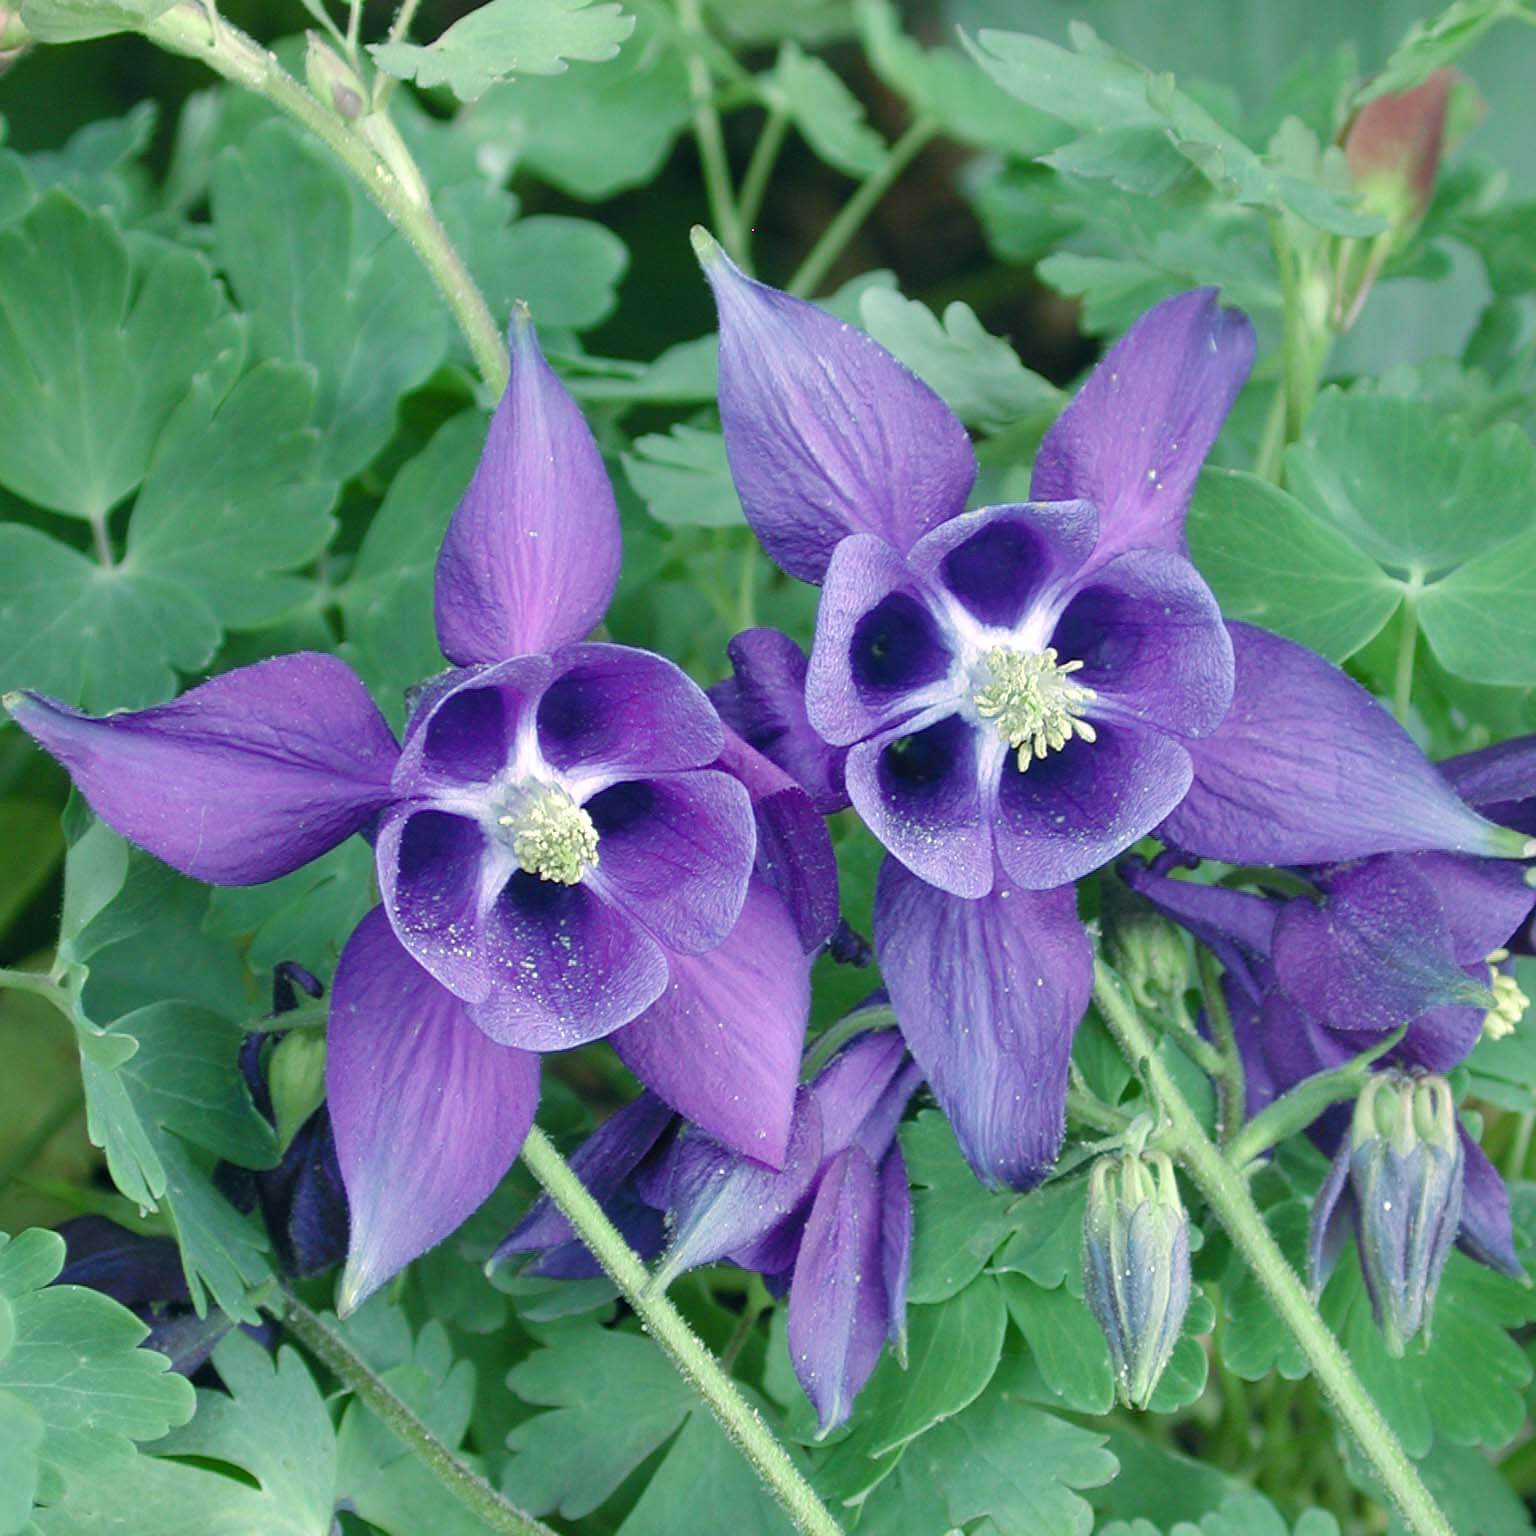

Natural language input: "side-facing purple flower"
[6,307,825,1313]
[498,1023,921,1434]
[695,230,1530,1192]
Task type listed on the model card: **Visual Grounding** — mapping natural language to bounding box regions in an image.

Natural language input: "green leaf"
[1358,0,1528,103]
[770,41,885,177]
[1187,467,1401,662]
[858,287,1061,432]
[0,1227,194,1507]
[0,1389,43,1536]
[1000,1271,1115,1414]
[901,1110,1018,1303]
[989,1176,1090,1294]
[16,0,175,44]
[1100,1491,1343,1536]
[0,191,243,521]
[38,1333,338,1535]
[1390,1434,1536,1536]
[503,1320,792,1529]
[461,1,691,200]
[1418,523,1536,686]
[124,362,337,631]
[857,1354,1116,1536]
[371,0,636,103]
[341,411,486,720]
[24,102,156,220]
[622,424,745,528]
[1219,1198,1312,1382]
[211,120,447,481]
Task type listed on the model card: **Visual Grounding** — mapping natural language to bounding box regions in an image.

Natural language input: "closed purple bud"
[1349,1072,1464,1357]
[1083,1150,1191,1410]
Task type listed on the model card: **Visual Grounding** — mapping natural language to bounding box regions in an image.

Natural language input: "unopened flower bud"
[268,1029,327,1153]
[1083,1149,1192,1410]
[1349,1072,1464,1357]
[0,7,28,46]
[305,34,365,122]
[1102,880,1189,1013]
[1343,70,1459,236]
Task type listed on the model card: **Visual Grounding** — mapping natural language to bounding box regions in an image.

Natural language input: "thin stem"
[1065,1086,1132,1136]
[89,514,114,567]
[273,1284,556,1536]
[1253,378,1288,483]
[787,117,938,298]
[735,537,758,633]
[1392,589,1420,726]
[1197,949,1245,1147]
[1092,961,1453,1536]
[0,1086,83,1195]
[520,1126,843,1536]
[802,1005,896,1080]
[736,101,791,253]
[0,966,71,1013]
[144,2,509,396]
[675,0,745,263]
[371,0,426,108]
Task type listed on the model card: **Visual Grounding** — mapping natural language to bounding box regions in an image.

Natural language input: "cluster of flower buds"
[1083,1148,1192,1411]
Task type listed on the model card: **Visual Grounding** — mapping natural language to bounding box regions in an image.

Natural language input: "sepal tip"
[689,224,722,266]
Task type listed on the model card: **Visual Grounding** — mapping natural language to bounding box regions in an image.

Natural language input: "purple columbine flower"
[694,231,1533,1191]
[1121,830,1533,1280]
[498,1021,921,1434]
[6,308,833,1314]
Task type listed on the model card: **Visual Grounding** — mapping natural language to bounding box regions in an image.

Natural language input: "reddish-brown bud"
[1343,69,1458,232]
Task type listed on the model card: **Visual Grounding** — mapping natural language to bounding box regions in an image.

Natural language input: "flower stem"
[272,1284,556,1536]
[1392,586,1421,727]
[519,1125,844,1536]
[736,100,791,257]
[1092,961,1453,1536]
[675,0,746,263]
[0,966,71,1013]
[142,2,509,397]
[787,117,938,298]
[1196,948,1245,1146]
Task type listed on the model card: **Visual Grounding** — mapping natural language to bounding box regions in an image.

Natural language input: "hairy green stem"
[1392,584,1422,726]
[787,117,938,298]
[1092,961,1453,1536]
[802,1005,896,1079]
[1196,949,1246,1146]
[0,965,71,1013]
[675,0,745,262]
[274,1285,556,1536]
[144,2,509,396]
[520,1126,844,1536]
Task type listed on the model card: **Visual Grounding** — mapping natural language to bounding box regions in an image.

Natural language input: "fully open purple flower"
[498,1022,920,1433]
[696,234,1532,1191]
[6,310,828,1312]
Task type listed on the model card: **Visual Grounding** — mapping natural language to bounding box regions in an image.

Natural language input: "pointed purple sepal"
[611,878,810,1166]
[1161,623,1532,864]
[1458,1131,1526,1278]
[697,233,976,582]
[1031,289,1256,569]
[434,312,621,666]
[788,1145,889,1435]
[5,655,399,885]
[875,856,1093,1189]
[1440,735,1536,836]
[328,907,540,1313]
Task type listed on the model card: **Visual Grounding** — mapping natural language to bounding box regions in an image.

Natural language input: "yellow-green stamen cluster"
[499,789,599,885]
[973,646,1098,771]
[1482,948,1530,1041]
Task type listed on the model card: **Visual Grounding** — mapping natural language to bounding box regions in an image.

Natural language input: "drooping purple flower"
[696,233,1531,1193]
[6,308,826,1312]
[499,1023,921,1434]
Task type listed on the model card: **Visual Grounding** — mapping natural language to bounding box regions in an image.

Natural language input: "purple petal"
[1307,1141,1355,1296]
[699,238,976,582]
[1400,852,1536,966]
[715,727,839,954]
[393,655,551,792]
[1160,624,1534,864]
[434,312,620,665]
[1457,1132,1525,1277]
[377,804,669,1047]
[710,628,849,814]
[656,1090,825,1278]
[847,713,994,900]
[807,534,955,748]
[788,1145,888,1435]
[538,644,724,781]
[6,656,398,885]
[611,879,809,1166]
[1050,549,1233,739]
[875,857,1092,1189]
[878,1146,912,1351]
[809,1029,911,1154]
[1439,735,1536,833]
[1031,289,1256,569]
[993,723,1193,892]
[1271,859,1486,1039]
[906,500,1098,631]
[492,1092,674,1264]
[585,770,754,955]
[328,907,539,1313]
[57,1218,189,1307]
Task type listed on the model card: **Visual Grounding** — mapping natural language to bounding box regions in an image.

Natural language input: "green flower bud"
[305,34,365,122]
[1083,1149,1192,1410]
[268,1029,328,1154]
[1349,1072,1464,1358]
[1101,879,1190,1014]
